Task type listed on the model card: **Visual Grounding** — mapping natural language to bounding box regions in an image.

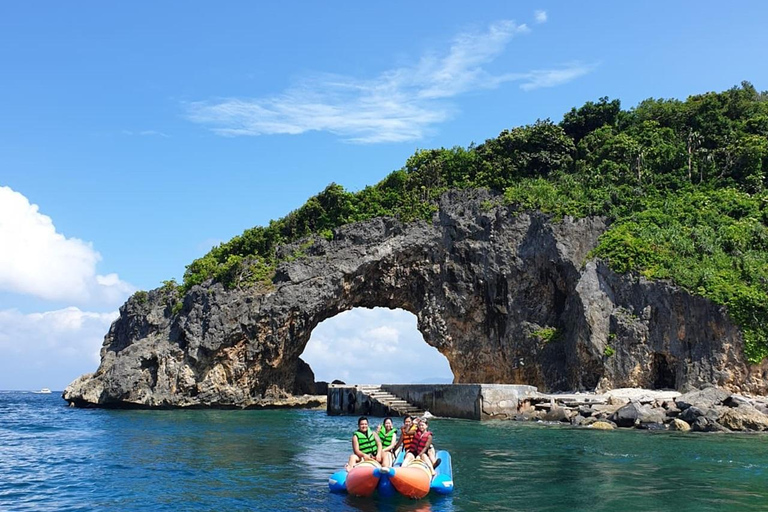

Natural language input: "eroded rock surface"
[64,190,767,408]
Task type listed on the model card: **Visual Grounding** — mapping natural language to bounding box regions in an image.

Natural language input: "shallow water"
[1,392,767,511]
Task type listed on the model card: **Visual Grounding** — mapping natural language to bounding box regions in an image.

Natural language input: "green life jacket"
[355,430,378,455]
[377,427,397,448]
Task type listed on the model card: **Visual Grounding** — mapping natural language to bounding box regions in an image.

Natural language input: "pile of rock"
[517,387,768,433]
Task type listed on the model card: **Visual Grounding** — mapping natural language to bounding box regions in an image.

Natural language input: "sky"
[1,2,767,390]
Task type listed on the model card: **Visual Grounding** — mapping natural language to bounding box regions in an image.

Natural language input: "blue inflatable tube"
[430,450,454,495]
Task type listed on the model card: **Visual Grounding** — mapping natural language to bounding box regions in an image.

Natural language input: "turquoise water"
[1,392,767,511]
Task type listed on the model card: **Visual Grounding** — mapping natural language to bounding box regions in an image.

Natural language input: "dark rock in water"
[60,190,768,408]
[637,422,667,431]
[293,358,317,395]
[692,416,729,433]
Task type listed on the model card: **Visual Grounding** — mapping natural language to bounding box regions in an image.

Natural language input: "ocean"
[1,391,766,511]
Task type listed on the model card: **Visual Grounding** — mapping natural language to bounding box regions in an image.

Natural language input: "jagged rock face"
[64,190,767,407]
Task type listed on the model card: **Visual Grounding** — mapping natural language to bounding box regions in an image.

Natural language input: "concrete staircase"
[358,385,424,417]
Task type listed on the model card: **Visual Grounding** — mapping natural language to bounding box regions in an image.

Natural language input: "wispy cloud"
[534,10,548,24]
[519,62,596,91]
[188,19,593,144]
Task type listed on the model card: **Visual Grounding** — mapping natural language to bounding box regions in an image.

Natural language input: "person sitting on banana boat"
[346,416,383,470]
[375,417,398,467]
[402,418,441,472]
[391,415,417,457]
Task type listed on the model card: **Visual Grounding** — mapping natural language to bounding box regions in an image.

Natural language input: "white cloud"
[534,10,548,24]
[301,308,453,384]
[0,307,118,390]
[187,19,592,144]
[0,186,135,305]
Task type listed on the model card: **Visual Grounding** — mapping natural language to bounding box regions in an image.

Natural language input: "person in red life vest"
[346,416,382,470]
[390,415,416,457]
[402,418,441,472]
[376,417,398,468]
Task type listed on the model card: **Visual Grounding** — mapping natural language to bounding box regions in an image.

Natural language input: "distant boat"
[36,388,52,394]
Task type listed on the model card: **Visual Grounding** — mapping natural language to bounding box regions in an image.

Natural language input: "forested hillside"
[179,82,768,361]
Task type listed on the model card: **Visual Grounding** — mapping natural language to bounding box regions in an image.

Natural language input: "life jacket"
[408,429,432,455]
[354,430,378,455]
[401,424,417,452]
[377,427,397,448]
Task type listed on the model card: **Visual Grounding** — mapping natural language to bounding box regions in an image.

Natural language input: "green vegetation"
[180,82,768,361]
[604,346,616,357]
[533,327,561,343]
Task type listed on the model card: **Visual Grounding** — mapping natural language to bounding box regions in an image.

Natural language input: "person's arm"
[353,435,366,459]
[417,433,432,456]
[374,433,383,457]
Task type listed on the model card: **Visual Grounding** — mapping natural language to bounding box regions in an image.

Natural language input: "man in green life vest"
[346,416,382,470]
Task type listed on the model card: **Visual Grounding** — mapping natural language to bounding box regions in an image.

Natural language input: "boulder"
[692,416,729,433]
[671,418,691,432]
[718,406,768,431]
[590,421,616,430]
[680,406,706,424]
[722,395,752,408]
[543,407,571,423]
[676,387,730,411]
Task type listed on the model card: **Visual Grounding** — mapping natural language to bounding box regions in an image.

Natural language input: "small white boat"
[36,388,52,394]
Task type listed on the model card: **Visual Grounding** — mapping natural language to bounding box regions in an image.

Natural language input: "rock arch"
[64,191,763,407]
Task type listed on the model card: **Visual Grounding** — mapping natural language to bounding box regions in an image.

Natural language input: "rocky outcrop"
[522,386,768,432]
[64,190,767,408]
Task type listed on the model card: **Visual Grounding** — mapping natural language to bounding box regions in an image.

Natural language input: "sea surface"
[1,391,767,511]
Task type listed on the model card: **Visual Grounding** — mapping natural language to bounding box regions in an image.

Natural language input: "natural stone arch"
[64,190,763,408]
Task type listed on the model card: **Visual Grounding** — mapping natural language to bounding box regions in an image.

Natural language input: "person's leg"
[419,453,435,473]
[402,452,415,467]
[427,445,437,464]
[346,454,361,470]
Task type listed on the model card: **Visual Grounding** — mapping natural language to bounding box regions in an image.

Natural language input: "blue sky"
[1,2,767,390]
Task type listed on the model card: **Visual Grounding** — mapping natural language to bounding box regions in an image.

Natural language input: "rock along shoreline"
[514,386,768,433]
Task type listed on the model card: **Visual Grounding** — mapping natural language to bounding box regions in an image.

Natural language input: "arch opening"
[300,307,454,386]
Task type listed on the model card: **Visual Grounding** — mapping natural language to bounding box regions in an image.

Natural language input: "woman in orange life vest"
[347,416,383,470]
[375,417,398,467]
[390,415,417,456]
[402,418,441,471]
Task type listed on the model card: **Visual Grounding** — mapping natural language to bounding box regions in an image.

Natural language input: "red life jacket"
[408,430,432,455]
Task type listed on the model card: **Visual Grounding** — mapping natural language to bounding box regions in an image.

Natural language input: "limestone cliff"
[63,190,768,407]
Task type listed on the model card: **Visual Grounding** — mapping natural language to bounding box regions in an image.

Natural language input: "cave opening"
[300,307,453,386]
[650,353,676,389]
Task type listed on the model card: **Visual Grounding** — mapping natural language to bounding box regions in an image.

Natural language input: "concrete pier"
[327,383,538,420]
